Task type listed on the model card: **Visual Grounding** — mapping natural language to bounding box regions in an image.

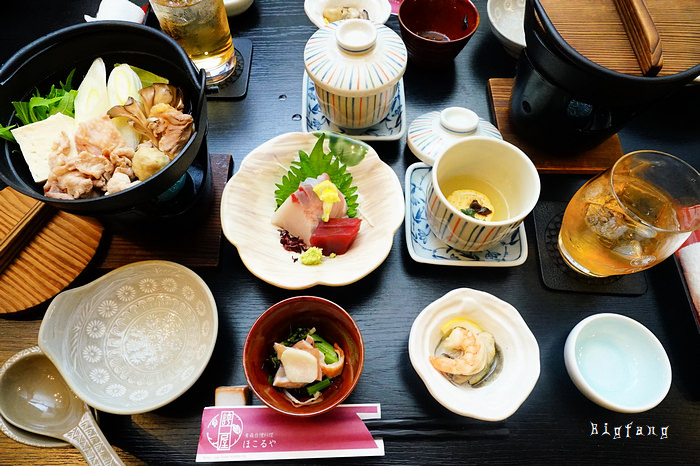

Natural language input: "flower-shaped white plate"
[405,163,528,266]
[302,72,406,141]
[38,261,218,415]
[304,0,391,28]
[221,131,404,289]
[408,288,540,421]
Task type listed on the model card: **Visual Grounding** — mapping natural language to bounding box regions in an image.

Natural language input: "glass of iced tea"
[149,0,236,85]
[558,150,700,277]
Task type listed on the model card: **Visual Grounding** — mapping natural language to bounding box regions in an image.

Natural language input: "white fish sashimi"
[271,184,323,243]
[272,174,347,243]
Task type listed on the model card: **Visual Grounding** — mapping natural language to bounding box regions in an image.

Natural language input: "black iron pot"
[0,22,207,216]
[511,0,700,149]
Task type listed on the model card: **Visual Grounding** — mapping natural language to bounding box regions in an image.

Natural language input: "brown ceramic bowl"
[243,296,364,417]
[398,0,479,66]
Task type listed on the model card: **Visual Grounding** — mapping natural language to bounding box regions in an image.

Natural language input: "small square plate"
[405,163,527,267]
[302,72,406,141]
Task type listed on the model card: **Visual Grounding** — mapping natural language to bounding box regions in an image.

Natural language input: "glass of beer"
[149,0,236,85]
[558,150,700,277]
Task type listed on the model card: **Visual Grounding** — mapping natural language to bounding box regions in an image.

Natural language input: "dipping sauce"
[417,31,450,41]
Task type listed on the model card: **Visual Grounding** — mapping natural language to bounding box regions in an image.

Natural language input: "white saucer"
[302,72,406,141]
[405,163,528,266]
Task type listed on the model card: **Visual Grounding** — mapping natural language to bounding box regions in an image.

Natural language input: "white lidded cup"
[426,136,540,251]
[304,19,407,129]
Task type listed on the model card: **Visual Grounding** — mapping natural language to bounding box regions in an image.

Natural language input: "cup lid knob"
[335,19,377,53]
[440,107,479,135]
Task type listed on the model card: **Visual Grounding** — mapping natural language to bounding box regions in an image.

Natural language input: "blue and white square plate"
[405,162,528,267]
[301,72,406,141]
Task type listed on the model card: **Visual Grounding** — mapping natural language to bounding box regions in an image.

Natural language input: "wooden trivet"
[96,153,232,269]
[487,78,624,174]
[0,188,103,314]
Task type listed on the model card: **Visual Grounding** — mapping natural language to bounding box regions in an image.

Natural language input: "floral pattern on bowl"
[220,131,404,289]
[38,261,218,415]
[405,163,527,266]
[408,288,540,421]
[302,72,406,141]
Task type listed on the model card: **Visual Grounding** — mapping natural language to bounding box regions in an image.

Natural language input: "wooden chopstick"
[613,0,663,76]
[0,201,55,275]
[364,418,510,439]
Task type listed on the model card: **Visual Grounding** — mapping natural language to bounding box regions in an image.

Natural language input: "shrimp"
[429,327,488,376]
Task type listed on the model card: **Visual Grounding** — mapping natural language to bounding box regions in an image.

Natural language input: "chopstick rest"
[0,201,54,275]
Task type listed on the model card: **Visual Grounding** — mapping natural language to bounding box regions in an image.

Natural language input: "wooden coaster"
[96,153,233,270]
[487,78,624,174]
[0,188,104,314]
[533,201,647,295]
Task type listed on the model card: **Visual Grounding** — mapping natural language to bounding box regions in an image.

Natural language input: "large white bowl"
[304,0,391,28]
[38,261,218,415]
[564,313,672,413]
[220,132,404,289]
[408,288,540,421]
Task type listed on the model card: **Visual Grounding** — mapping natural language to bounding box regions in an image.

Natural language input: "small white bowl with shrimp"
[408,288,540,421]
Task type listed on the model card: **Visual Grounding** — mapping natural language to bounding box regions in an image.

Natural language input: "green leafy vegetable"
[310,333,339,364]
[306,378,331,396]
[122,64,169,88]
[0,126,16,143]
[461,208,477,218]
[0,69,78,143]
[274,134,359,218]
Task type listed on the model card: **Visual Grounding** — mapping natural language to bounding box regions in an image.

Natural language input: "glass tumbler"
[558,150,700,277]
[149,0,236,85]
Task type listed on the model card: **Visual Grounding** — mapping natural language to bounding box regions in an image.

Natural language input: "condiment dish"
[564,313,672,413]
[243,296,364,417]
[408,288,540,421]
[220,131,404,289]
[487,0,525,58]
[224,0,254,16]
[38,260,218,415]
[304,0,391,28]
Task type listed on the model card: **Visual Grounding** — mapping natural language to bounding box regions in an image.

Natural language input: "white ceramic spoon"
[0,347,124,465]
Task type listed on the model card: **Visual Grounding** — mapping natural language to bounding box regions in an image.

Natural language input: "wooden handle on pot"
[613,0,663,76]
[0,201,54,275]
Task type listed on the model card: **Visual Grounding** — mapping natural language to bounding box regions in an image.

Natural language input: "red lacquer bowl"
[243,296,365,417]
[398,0,479,66]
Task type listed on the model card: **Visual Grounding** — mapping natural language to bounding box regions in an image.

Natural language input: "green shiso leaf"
[274,134,359,218]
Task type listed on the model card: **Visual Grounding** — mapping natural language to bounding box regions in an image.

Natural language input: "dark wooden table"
[1,1,699,464]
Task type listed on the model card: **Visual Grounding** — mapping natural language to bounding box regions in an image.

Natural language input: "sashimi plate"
[220,132,405,289]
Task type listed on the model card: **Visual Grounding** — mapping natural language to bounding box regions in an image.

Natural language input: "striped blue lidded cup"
[426,137,540,252]
[304,19,407,129]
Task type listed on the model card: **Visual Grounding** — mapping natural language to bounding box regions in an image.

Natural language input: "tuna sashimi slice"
[309,217,362,255]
